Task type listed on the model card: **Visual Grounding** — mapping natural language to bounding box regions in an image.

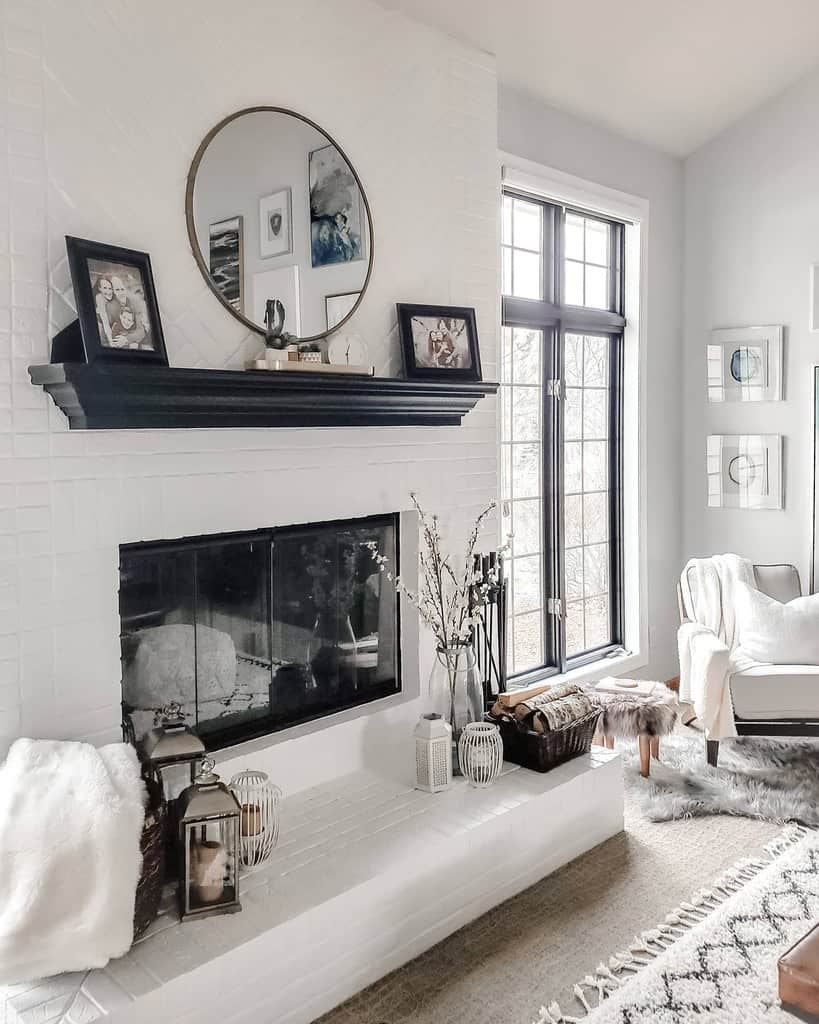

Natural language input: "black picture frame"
[396,303,482,381]
[65,236,168,365]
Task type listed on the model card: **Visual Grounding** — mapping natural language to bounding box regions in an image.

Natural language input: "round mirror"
[186,107,373,343]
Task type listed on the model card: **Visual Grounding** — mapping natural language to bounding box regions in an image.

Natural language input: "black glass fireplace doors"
[120,514,400,749]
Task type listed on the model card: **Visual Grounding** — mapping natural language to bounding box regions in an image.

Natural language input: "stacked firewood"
[489,682,596,734]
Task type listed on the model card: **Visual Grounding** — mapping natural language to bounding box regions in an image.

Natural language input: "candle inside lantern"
[190,838,226,903]
[241,802,263,837]
[468,745,493,773]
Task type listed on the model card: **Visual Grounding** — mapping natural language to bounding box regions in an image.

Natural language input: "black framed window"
[501,189,625,681]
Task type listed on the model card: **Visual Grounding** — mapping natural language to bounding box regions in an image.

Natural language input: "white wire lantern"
[414,714,452,793]
[458,722,503,788]
[228,769,282,868]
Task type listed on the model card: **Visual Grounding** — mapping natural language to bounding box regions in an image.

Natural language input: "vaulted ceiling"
[376,0,819,155]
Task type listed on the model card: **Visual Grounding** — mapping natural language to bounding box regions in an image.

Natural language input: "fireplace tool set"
[471,551,508,710]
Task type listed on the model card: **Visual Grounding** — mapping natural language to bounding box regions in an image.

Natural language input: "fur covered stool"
[589,678,678,777]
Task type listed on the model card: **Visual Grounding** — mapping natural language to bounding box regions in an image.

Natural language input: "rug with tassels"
[533,826,819,1024]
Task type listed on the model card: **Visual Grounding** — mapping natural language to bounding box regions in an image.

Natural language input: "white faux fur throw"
[678,554,754,741]
[677,623,738,739]
[0,739,146,985]
[680,553,754,647]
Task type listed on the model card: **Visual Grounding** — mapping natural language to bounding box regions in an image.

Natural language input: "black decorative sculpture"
[264,299,287,350]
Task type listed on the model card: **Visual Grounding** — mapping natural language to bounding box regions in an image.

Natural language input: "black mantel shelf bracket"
[28,362,499,430]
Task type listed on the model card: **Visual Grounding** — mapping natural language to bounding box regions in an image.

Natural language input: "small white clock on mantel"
[328,334,369,368]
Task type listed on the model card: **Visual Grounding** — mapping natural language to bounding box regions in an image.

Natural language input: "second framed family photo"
[396,304,482,381]
[65,236,168,365]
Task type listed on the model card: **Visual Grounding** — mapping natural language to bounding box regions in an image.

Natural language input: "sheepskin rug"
[623,731,819,826]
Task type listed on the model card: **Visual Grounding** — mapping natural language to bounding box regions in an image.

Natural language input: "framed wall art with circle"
[706,325,783,402]
[706,434,783,510]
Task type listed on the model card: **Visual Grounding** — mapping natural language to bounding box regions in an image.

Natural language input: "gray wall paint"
[498,86,685,679]
[683,67,819,590]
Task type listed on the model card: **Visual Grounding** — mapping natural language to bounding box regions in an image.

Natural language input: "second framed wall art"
[706,434,783,510]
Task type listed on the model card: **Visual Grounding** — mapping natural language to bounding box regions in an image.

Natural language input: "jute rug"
[533,826,819,1024]
[316,732,784,1024]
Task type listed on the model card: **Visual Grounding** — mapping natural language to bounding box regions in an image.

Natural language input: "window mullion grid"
[502,191,625,681]
[551,320,566,672]
[550,207,564,672]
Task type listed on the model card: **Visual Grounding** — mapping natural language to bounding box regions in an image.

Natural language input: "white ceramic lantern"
[414,713,452,793]
[228,769,282,868]
[458,721,503,788]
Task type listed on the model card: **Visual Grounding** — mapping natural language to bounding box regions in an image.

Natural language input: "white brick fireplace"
[0,0,500,789]
[0,6,630,1021]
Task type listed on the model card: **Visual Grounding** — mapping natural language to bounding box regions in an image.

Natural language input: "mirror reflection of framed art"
[259,188,292,259]
[325,291,360,331]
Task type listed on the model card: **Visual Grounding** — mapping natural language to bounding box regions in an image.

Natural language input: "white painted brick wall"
[0,0,500,778]
[0,753,623,1024]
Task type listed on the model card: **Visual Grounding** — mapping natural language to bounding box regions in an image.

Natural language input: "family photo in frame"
[65,236,168,365]
[397,303,482,381]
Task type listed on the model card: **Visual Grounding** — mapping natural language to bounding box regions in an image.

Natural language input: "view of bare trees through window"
[563,333,612,655]
[500,325,544,674]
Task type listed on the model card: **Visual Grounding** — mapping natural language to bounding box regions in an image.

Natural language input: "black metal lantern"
[177,757,242,921]
[138,701,206,804]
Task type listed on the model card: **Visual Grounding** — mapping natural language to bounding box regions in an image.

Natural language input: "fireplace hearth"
[120,514,400,750]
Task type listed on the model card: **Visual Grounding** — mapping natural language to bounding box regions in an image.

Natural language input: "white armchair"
[677,563,819,765]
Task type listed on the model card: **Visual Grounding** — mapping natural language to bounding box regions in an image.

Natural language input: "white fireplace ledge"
[2,749,622,1024]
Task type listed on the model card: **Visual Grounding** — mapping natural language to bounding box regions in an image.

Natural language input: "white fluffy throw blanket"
[677,554,754,741]
[0,739,146,985]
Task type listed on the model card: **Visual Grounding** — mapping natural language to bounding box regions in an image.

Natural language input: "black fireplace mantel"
[28,362,498,430]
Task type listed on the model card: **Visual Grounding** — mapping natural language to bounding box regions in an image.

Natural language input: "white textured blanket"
[678,554,754,741]
[0,739,146,985]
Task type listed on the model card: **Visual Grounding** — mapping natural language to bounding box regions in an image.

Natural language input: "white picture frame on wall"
[259,188,293,259]
[706,325,782,402]
[810,264,819,332]
[706,434,783,510]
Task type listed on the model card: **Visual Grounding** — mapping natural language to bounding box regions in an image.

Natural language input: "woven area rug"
[624,733,819,826]
[533,826,819,1024]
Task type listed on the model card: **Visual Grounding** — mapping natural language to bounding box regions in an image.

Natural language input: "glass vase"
[428,643,483,775]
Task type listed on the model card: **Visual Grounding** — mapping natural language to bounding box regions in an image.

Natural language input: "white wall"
[0,0,499,788]
[498,87,684,679]
[683,67,819,585]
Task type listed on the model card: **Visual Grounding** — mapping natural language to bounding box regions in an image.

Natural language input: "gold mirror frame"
[185,106,375,343]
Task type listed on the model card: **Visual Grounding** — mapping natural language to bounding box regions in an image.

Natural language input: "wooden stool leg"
[638,734,651,777]
[650,736,660,761]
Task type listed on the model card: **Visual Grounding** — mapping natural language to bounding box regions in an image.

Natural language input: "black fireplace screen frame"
[120,512,401,751]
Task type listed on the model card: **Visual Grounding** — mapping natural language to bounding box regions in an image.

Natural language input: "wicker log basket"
[493,707,601,773]
[133,776,167,940]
